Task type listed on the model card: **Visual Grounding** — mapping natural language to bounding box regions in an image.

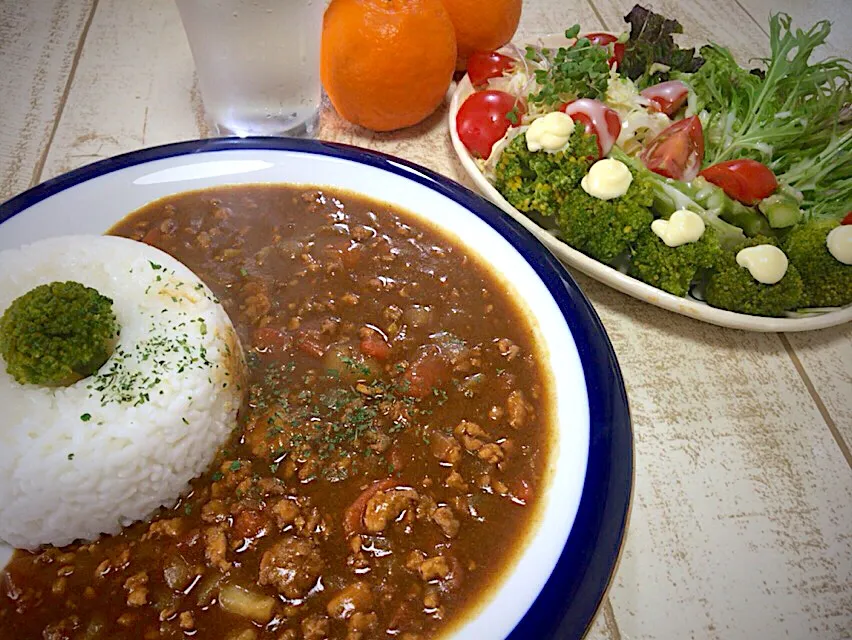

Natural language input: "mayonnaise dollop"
[826,225,852,265]
[650,209,705,247]
[736,245,788,284]
[525,112,575,153]
[580,159,633,200]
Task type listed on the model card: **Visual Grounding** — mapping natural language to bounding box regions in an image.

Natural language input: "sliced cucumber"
[759,193,803,229]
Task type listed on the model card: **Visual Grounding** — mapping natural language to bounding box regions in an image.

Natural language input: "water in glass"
[177,0,324,137]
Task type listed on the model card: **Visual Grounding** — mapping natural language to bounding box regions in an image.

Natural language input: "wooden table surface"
[1,1,850,638]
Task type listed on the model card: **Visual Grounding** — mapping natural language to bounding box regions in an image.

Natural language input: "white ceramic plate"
[0,139,632,639]
[448,35,852,332]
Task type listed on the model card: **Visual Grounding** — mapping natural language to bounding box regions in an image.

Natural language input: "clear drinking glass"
[176,0,324,138]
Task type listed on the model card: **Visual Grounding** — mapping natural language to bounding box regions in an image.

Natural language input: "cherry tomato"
[560,99,622,158]
[640,115,705,182]
[699,159,778,205]
[842,212,852,225]
[467,51,515,87]
[640,80,690,117]
[456,90,524,159]
[584,32,625,68]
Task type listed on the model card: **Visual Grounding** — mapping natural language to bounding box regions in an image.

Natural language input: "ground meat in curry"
[0,185,553,640]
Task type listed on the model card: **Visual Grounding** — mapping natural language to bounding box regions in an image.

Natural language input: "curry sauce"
[0,185,553,640]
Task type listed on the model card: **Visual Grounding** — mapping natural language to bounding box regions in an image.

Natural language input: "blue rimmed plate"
[0,138,632,639]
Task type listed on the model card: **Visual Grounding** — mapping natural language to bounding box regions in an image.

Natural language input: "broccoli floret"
[630,226,723,297]
[494,128,598,218]
[609,147,750,249]
[704,237,804,316]
[783,220,852,308]
[0,281,118,386]
[554,175,655,264]
[494,130,655,264]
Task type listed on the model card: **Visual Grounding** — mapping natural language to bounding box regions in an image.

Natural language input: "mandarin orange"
[320,0,457,132]
[440,0,522,69]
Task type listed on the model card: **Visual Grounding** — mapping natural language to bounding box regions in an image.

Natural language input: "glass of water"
[176,0,324,138]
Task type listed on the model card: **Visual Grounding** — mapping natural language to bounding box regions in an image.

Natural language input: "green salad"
[455,4,852,317]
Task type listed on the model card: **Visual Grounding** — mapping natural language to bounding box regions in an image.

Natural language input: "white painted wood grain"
[585,602,620,640]
[0,0,94,200]
[37,0,204,182]
[737,0,852,55]
[786,327,852,450]
[572,270,852,639]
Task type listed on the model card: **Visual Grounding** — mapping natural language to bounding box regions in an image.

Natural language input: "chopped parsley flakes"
[86,314,214,407]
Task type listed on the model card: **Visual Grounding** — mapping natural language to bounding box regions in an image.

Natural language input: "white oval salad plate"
[449,33,852,333]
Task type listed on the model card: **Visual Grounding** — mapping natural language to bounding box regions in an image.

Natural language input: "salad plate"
[449,28,852,332]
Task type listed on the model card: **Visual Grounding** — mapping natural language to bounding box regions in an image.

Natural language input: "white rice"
[0,235,245,550]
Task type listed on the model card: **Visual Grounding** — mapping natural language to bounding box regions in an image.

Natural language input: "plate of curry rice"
[0,138,632,640]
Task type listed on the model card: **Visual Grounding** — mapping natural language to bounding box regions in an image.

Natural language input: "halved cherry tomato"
[640,115,705,182]
[841,212,852,225]
[456,90,524,159]
[560,99,621,158]
[467,51,515,88]
[699,159,778,205]
[585,32,625,68]
[640,80,689,117]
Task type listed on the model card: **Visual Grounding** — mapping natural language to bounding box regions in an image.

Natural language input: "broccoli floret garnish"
[630,227,723,297]
[609,147,750,250]
[0,281,118,386]
[494,128,598,218]
[783,220,852,308]
[495,130,654,265]
[554,176,655,264]
[704,237,804,316]
[492,121,849,315]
